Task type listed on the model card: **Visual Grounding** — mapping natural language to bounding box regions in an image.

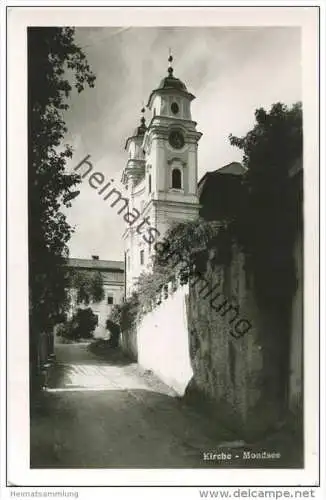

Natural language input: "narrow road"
[30,342,231,468]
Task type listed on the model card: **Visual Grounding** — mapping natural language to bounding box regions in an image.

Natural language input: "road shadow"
[30,387,303,470]
[44,345,133,393]
[87,340,133,366]
[53,340,134,367]
[47,362,75,389]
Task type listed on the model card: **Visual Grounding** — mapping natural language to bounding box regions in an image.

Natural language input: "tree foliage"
[70,270,105,305]
[154,219,222,268]
[229,102,302,177]
[28,27,96,336]
[110,219,232,330]
[229,102,303,305]
[60,307,98,341]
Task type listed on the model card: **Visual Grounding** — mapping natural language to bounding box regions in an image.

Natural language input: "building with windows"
[65,256,124,337]
[122,55,202,296]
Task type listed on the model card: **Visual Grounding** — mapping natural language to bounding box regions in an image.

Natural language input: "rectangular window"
[107,295,113,305]
[140,249,144,265]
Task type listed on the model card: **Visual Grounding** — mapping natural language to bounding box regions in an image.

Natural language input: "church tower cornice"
[143,122,202,151]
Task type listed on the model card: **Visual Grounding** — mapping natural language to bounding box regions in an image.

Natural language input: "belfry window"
[148,174,152,193]
[171,102,179,115]
[172,168,182,189]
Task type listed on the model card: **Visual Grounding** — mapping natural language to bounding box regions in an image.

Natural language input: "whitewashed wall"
[137,284,193,395]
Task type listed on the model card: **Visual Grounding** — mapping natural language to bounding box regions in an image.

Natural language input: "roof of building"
[66,258,125,272]
[215,162,247,176]
[198,158,302,198]
[198,162,246,196]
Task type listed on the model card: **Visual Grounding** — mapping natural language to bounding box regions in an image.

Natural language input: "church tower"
[143,53,202,236]
[122,54,202,296]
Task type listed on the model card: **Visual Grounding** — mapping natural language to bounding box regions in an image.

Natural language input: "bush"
[55,322,69,338]
[105,318,120,348]
[110,293,140,332]
[61,307,98,341]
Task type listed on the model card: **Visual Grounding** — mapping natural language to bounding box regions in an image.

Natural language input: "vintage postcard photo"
[3,3,323,497]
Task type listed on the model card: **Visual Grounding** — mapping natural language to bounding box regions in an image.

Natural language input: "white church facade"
[122,55,202,296]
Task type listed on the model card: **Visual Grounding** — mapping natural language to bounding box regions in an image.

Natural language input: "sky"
[63,26,301,261]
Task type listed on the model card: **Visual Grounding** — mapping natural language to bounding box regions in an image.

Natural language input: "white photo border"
[2,1,324,491]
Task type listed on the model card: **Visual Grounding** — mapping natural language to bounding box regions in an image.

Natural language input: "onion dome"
[125,107,147,150]
[147,52,194,107]
[132,106,147,137]
[158,53,188,92]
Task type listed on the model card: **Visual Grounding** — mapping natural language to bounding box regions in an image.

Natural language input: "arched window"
[148,174,152,193]
[172,168,182,189]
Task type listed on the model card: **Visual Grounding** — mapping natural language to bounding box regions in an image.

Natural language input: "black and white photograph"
[2,3,323,498]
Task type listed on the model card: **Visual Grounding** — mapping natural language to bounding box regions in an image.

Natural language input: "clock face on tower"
[168,130,185,150]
